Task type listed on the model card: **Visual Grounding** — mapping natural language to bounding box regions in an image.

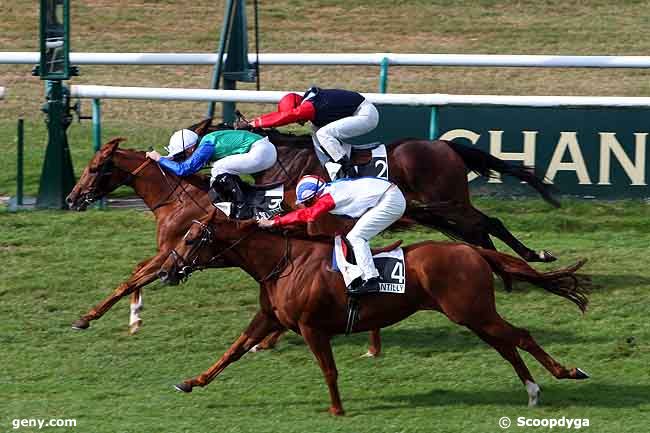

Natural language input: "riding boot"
[211,174,251,219]
[338,155,358,179]
[347,276,381,297]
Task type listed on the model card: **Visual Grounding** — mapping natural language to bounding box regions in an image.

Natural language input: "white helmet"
[165,129,199,157]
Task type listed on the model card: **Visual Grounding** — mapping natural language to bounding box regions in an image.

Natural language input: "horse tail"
[476,248,589,312]
[443,140,561,208]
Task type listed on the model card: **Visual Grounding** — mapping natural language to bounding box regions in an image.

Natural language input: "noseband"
[81,156,152,207]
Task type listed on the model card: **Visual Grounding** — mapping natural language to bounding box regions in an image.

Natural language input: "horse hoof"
[574,368,590,380]
[128,320,143,335]
[360,350,379,358]
[174,383,192,393]
[71,319,89,330]
[526,381,541,407]
[328,406,345,416]
[539,250,557,262]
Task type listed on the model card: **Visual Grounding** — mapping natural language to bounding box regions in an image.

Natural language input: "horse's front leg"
[71,253,166,331]
[175,310,283,392]
[299,324,344,415]
[128,290,144,335]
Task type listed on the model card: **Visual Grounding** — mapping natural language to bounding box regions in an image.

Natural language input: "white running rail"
[70,85,650,108]
[4,52,650,68]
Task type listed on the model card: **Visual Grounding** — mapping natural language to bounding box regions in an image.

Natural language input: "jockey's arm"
[251,101,316,128]
[272,194,336,226]
[158,143,214,177]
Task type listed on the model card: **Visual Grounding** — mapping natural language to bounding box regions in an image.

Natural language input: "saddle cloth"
[332,235,406,294]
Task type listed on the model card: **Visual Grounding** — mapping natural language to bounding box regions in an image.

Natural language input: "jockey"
[246,87,379,180]
[258,175,406,295]
[146,128,277,210]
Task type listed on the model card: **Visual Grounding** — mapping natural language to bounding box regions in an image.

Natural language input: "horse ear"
[103,137,126,153]
[188,117,213,136]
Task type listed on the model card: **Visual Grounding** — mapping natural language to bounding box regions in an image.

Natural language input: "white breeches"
[210,136,277,182]
[346,185,406,280]
[311,100,379,164]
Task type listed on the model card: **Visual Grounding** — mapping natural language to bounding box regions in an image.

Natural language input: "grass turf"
[1,199,649,432]
[2,1,650,431]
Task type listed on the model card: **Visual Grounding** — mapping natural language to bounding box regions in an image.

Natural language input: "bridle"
[167,219,293,283]
[80,150,210,214]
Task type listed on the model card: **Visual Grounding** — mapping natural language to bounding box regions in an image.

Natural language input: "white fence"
[4,52,650,68]
[71,85,650,108]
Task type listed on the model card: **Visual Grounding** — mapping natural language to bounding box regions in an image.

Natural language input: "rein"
[100,150,211,214]
[173,221,293,283]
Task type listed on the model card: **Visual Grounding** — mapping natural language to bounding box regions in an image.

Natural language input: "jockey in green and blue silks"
[146,129,277,205]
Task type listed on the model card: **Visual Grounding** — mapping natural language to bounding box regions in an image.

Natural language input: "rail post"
[379,57,389,93]
[92,98,105,208]
[428,106,438,140]
[16,118,24,206]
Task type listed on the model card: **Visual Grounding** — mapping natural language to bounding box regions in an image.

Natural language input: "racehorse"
[157,208,590,414]
[65,118,556,351]
[212,122,560,264]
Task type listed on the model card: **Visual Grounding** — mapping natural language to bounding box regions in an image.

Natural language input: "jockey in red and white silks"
[258,175,406,294]
[250,87,379,180]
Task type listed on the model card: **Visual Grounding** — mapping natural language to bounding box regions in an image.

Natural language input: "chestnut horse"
[65,135,373,350]
[66,118,556,348]
[219,123,560,263]
[158,209,590,414]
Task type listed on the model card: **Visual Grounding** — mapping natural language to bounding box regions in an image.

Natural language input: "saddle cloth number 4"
[373,249,406,293]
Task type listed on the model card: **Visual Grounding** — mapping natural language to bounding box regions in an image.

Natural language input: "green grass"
[1,200,649,433]
[2,1,650,431]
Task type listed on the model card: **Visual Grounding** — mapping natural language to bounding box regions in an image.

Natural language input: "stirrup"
[345,296,360,335]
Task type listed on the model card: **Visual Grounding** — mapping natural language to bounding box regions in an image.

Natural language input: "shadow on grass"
[328,326,610,354]
[587,273,650,290]
[373,382,650,409]
[194,382,648,411]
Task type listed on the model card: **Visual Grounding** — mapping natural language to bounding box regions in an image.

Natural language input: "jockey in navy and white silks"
[250,87,379,180]
[258,175,406,294]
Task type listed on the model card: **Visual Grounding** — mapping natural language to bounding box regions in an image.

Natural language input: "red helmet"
[277,93,303,112]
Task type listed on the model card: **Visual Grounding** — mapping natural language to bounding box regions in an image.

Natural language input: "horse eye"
[185,239,195,246]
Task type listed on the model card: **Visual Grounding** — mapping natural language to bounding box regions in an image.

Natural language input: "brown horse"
[217,124,560,263]
[65,135,378,353]
[66,119,557,342]
[158,209,589,414]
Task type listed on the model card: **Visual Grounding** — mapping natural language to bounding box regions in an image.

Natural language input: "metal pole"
[222,79,236,124]
[92,98,101,152]
[428,106,438,140]
[379,57,389,93]
[207,0,236,118]
[92,98,105,209]
[16,118,24,206]
[91,99,106,209]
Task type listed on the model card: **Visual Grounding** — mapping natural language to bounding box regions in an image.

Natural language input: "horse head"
[66,137,131,211]
[157,208,256,285]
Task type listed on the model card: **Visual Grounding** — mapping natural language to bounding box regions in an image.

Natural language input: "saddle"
[209,180,286,220]
[332,235,406,335]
